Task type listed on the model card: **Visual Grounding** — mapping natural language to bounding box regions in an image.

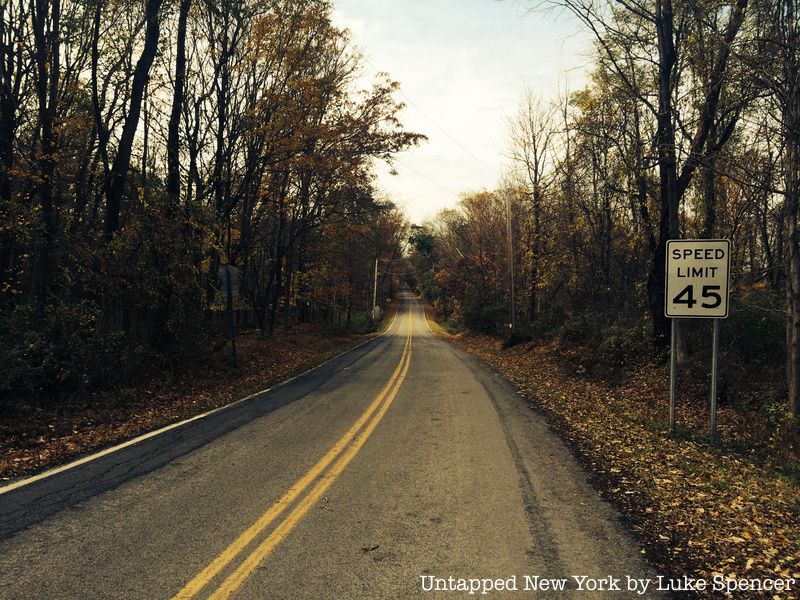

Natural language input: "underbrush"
[508,288,793,466]
[0,322,363,480]
[0,299,382,415]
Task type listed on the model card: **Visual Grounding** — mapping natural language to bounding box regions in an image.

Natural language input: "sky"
[332,0,590,224]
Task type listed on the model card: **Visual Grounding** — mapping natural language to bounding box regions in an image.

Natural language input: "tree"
[104,0,164,241]
[745,0,800,417]
[542,0,749,346]
[507,89,557,323]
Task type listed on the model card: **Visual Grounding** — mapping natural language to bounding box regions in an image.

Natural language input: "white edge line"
[419,296,435,335]
[0,311,400,496]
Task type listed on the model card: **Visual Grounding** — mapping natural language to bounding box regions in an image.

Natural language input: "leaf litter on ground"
[433,319,799,599]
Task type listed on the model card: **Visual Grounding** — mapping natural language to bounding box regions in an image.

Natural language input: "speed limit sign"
[665,239,730,443]
[665,239,730,319]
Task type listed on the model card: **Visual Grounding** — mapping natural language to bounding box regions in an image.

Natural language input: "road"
[0,294,659,599]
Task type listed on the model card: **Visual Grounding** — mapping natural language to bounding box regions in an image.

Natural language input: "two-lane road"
[0,294,658,598]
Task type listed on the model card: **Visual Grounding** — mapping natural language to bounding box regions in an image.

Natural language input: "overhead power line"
[391,156,461,199]
[362,56,497,176]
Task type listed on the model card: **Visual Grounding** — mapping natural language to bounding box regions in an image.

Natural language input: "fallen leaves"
[449,331,800,599]
[0,325,364,481]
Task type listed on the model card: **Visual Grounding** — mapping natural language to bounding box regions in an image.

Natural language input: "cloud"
[332,0,589,224]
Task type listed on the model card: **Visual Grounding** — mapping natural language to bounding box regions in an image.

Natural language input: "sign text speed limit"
[665,240,731,318]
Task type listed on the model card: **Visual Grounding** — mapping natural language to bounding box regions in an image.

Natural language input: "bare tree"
[104,0,164,241]
[507,89,558,322]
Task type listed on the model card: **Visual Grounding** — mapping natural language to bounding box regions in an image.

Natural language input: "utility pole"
[372,257,379,321]
[506,194,516,334]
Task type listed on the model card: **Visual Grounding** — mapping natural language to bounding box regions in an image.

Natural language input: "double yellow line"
[173,311,413,600]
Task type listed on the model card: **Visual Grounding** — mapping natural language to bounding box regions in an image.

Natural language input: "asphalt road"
[0,294,660,599]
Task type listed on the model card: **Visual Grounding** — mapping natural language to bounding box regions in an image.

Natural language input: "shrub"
[580,320,653,382]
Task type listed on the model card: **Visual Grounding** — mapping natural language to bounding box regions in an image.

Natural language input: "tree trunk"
[268,251,284,337]
[785,89,800,417]
[104,0,163,241]
[785,136,800,417]
[90,0,111,190]
[31,0,61,312]
[0,1,16,209]
[529,191,541,323]
[283,234,295,330]
[166,0,191,207]
[0,1,20,285]
[648,0,680,349]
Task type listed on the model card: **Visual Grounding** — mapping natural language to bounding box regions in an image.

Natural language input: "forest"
[2,0,799,445]
[407,0,799,444]
[2,2,798,594]
[0,0,421,405]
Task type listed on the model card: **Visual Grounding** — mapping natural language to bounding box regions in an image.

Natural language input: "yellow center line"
[172,309,413,600]
[207,321,413,600]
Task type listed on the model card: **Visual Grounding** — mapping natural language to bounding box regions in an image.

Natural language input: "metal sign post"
[669,318,677,434]
[665,239,731,443]
[219,265,239,368]
[710,318,720,443]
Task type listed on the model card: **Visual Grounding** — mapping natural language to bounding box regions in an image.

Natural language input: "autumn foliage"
[409,0,797,441]
[0,0,420,406]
